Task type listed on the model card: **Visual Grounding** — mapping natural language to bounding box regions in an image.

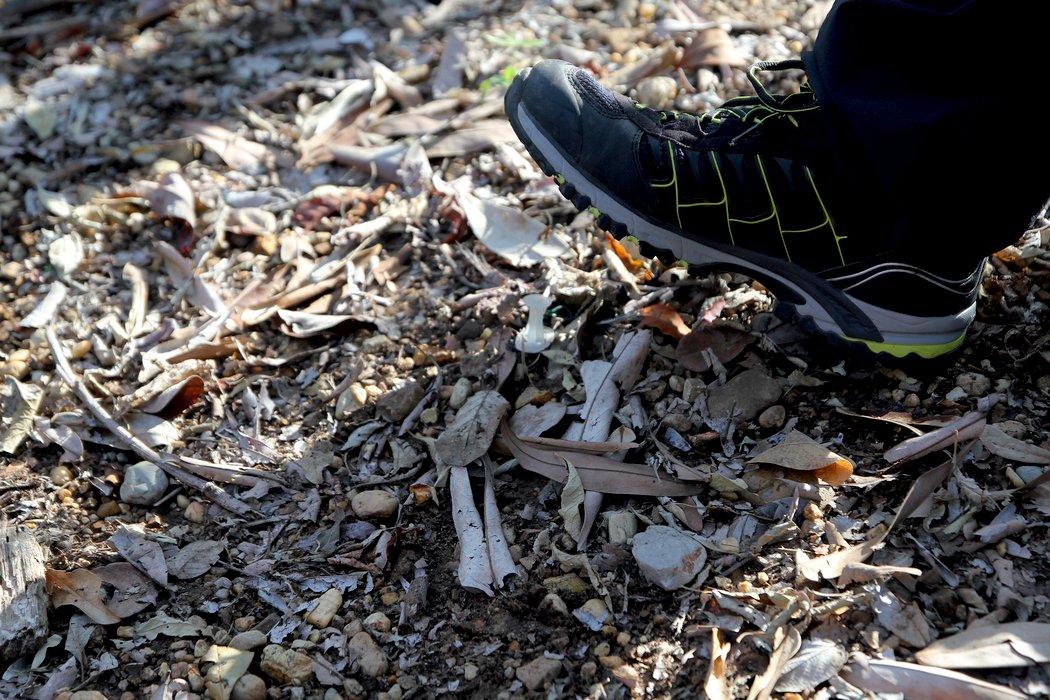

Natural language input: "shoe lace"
[645,60,818,146]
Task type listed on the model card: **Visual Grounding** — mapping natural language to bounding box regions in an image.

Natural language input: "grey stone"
[120,461,169,505]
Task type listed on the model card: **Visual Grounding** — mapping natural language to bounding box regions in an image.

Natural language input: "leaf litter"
[1,0,1050,698]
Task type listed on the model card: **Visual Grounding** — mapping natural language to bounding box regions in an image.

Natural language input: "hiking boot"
[503,59,986,359]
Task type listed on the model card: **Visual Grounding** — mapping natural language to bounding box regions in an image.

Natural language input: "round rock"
[120,461,169,505]
[351,490,398,520]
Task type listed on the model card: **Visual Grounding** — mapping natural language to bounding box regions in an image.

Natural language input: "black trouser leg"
[802,0,1048,269]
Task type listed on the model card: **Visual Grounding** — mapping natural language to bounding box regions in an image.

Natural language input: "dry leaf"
[109,525,168,586]
[45,569,122,625]
[638,303,691,340]
[884,411,985,463]
[450,465,493,596]
[167,540,223,580]
[138,376,205,420]
[435,390,511,467]
[748,430,854,486]
[916,622,1050,669]
[840,657,1028,700]
[202,645,254,700]
[501,418,704,497]
[980,423,1050,464]
[179,121,272,174]
[677,325,754,372]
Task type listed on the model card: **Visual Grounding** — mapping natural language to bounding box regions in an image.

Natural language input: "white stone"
[631,525,707,591]
[120,461,169,505]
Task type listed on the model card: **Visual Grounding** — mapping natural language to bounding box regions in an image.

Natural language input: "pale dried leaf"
[450,177,570,267]
[201,645,254,700]
[1,376,44,455]
[167,540,223,580]
[558,461,586,542]
[840,657,1028,700]
[179,121,272,174]
[980,423,1050,464]
[435,390,510,468]
[915,621,1050,669]
[133,613,206,641]
[774,638,848,692]
[146,172,196,230]
[109,526,168,586]
[884,411,985,463]
[482,459,519,589]
[20,280,68,328]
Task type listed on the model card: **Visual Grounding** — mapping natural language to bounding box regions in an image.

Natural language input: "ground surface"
[2,1,1050,699]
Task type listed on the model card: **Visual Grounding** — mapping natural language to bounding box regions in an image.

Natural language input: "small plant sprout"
[516,293,554,353]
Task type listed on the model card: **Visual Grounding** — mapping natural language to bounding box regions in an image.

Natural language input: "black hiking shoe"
[504,59,986,360]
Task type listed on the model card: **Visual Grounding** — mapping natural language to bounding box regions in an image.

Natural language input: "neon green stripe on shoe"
[843,331,967,359]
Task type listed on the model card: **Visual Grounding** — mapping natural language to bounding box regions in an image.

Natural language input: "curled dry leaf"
[915,621,1050,669]
[884,411,986,463]
[449,465,493,596]
[637,303,691,340]
[45,569,122,625]
[138,375,206,420]
[747,430,854,486]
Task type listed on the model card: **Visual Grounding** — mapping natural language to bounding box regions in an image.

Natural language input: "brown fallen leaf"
[603,232,649,277]
[748,430,854,486]
[138,375,205,420]
[884,411,986,463]
[45,568,122,625]
[676,325,754,372]
[638,303,692,341]
[915,621,1050,669]
[501,417,704,497]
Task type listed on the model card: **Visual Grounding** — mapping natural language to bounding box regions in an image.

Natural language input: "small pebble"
[230,630,268,651]
[351,490,398,520]
[956,372,991,396]
[574,598,611,631]
[347,631,389,678]
[120,461,169,505]
[50,465,74,486]
[903,393,921,408]
[516,656,563,692]
[69,339,93,360]
[96,500,121,518]
[260,645,314,684]
[305,588,342,629]
[449,377,473,410]
[632,525,707,591]
[758,404,786,429]
[463,663,479,681]
[230,673,267,700]
[363,612,391,633]
[185,500,207,523]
